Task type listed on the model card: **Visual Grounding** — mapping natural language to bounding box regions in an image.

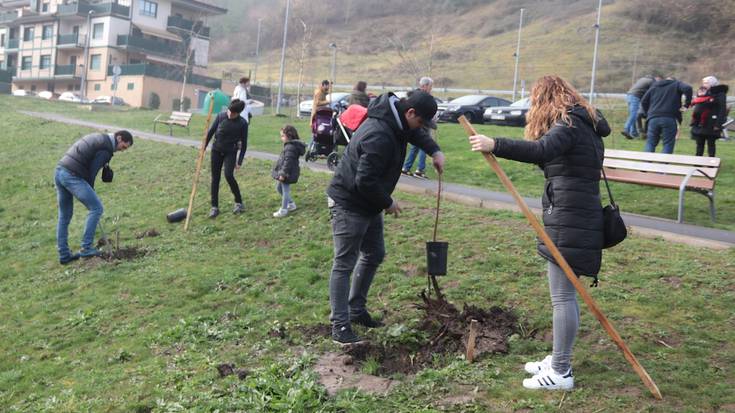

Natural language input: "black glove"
[101,164,114,183]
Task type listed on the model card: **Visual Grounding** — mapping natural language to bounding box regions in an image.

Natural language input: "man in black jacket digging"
[326,91,446,344]
[55,130,133,264]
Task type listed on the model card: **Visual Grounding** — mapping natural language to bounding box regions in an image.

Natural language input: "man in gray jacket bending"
[55,130,133,264]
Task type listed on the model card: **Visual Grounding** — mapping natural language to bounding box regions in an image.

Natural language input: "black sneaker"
[332,325,365,345]
[413,170,428,179]
[401,169,412,177]
[351,312,385,328]
[59,253,80,265]
[621,131,633,140]
[208,207,220,218]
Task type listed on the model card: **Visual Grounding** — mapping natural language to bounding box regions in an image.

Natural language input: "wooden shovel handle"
[184,96,216,231]
[459,116,662,400]
[432,173,442,242]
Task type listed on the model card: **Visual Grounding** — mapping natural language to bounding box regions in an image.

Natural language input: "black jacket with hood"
[327,93,441,216]
[690,84,729,137]
[492,106,610,277]
[641,79,693,123]
[272,140,306,184]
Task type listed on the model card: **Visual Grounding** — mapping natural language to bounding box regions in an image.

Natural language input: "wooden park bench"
[603,149,722,223]
[153,111,193,136]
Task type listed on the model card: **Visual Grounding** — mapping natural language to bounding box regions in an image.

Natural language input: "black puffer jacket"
[272,140,306,184]
[492,106,610,277]
[690,84,729,137]
[57,132,114,185]
[327,93,440,215]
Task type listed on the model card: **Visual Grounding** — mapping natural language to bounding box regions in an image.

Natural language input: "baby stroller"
[304,107,338,168]
[305,103,367,170]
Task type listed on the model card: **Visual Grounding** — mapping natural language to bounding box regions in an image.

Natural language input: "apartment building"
[0,0,225,110]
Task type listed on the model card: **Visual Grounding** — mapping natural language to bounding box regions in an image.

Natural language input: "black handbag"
[601,167,626,248]
[101,164,114,183]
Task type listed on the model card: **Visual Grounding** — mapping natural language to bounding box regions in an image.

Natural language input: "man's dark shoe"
[332,325,365,345]
[401,169,412,177]
[80,248,101,258]
[413,170,428,179]
[59,253,80,265]
[351,312,385,328]
[209,207,220,218]
[621,131,633,140]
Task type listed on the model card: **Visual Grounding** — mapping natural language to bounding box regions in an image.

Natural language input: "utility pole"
[80,10,94,101]
[512,8,524,102]
[253,18,262,83]
[275,0,290,115]
[329,42,337,88]
[589,0,602,104]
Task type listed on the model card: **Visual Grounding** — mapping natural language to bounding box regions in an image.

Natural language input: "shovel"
[426,173,448,299]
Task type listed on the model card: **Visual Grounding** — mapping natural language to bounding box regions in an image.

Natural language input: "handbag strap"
[591,136,617,207]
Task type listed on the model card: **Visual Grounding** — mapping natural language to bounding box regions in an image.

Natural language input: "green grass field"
[0,100,734,411]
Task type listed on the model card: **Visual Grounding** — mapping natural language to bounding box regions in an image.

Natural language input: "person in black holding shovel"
[205,99,248,218]
[468,75,610,391]
[326,91,446,345]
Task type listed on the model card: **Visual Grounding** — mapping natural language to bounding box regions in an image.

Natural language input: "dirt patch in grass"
[135,228,160,239]
[400,263,420,277]
[216,363,250,380]
[300,323,332,341]
[314,352,397,396]
[84,246,149,265]
[660,276,682,288]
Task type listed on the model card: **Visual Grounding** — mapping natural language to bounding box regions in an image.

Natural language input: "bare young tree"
[295,18,312,117]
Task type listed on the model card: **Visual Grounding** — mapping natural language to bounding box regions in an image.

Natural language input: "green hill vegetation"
[206,0,733,92]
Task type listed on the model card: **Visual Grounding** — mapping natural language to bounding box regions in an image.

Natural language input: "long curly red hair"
[524,75,598,141]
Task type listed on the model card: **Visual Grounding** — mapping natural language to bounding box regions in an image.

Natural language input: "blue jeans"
[403,145,426,173]
[624,94,640,137]
[55,166,103,258]
[275,181,292,209]
[329,205,385,328]
[645,117,678,154]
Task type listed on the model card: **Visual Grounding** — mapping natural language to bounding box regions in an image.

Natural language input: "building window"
[23,27,33,41]
[94,83,101,91]
[21,56,32,70]
[42,25,53,40]
[67,84,73,91]
[139,0,157,17]
[90,54,101,70]
[111,83,116,91]
[42,2,49,12]
[40,55,51,69]
[1,34,5,46]
[127,82,134,90]
[30,85,36,91]
[92,23,104,40]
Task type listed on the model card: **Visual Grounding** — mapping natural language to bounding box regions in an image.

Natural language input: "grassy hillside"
[206,0,734,92]
[1,104,734,411]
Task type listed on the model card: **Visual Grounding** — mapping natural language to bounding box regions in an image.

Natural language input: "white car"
[298,92,350,118]
[37,91,57,100]
[92,95,126,105]
[12,89,35,97]
[58,92,83,103]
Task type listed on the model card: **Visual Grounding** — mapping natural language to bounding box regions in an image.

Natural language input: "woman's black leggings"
[693,133,718,157]
[211,149,242,207]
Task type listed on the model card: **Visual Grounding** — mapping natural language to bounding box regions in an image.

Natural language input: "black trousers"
[211,149,242,207]
[692,133,718,157]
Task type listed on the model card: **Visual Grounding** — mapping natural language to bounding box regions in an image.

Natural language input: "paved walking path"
[22,110,734,248]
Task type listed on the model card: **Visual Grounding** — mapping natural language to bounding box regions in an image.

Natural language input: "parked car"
[437,95,511,123]
[12,89,35,97]
[298,92,350,118]
[58,92,83,103]
[483,97,531,127]
[37,91,59,100]
[92,95,126,105]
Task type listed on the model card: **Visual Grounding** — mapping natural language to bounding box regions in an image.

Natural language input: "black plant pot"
[426,241,448,276]
[166,208,187,223]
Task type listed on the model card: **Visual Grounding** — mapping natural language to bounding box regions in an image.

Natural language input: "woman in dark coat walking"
[690,75,729,157]
[271,125,306,217]
[468,75,610,391]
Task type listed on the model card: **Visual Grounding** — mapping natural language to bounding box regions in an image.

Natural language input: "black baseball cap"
[405,90,437,124]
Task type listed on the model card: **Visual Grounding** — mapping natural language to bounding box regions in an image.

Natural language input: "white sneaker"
[273,208,288,218]
[287,202,297,212]
[524,355,552,375]
[522,368,574,391]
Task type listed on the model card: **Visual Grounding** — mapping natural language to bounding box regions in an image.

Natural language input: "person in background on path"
[623,73,661,139]
[327,91,446,345]
[271,125,306,218]
[690,75,729,157]
[310,80,332,123]
[232,77,252,123]
[205,99,248,218]
[55,130,133,264]
[640,75,692,154]
[402,76,438,179]
[348,81,370,107]
[468,75,610,391]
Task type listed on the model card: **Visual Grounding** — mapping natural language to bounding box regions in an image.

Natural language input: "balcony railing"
[6,39,19,49]
[54,64,79,76]
[167,16,210,38]
[57,33,86,47]
[0,11,17,23]
[58,1,129,17]
[0,68,15,82]
[117,34,187,60]
[106,63,221,89]
[11,65,79,80]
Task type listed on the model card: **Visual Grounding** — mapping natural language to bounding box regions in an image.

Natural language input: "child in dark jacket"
[271,125,306,217]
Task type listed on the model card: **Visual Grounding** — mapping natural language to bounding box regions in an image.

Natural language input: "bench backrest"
[603,149,721,179]
[170,111,193,121]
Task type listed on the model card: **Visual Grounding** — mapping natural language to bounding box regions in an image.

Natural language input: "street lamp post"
[589,0,602,105]
[511,8,524,102]
[275,0,290,115]
[253,18,262,83]
[80,10,94,102]
[329,42,337,88]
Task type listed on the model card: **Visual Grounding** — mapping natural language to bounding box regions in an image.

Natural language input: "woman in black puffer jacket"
[469,75,610,392]
[271,125,306,217]
[690,75,729,157]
